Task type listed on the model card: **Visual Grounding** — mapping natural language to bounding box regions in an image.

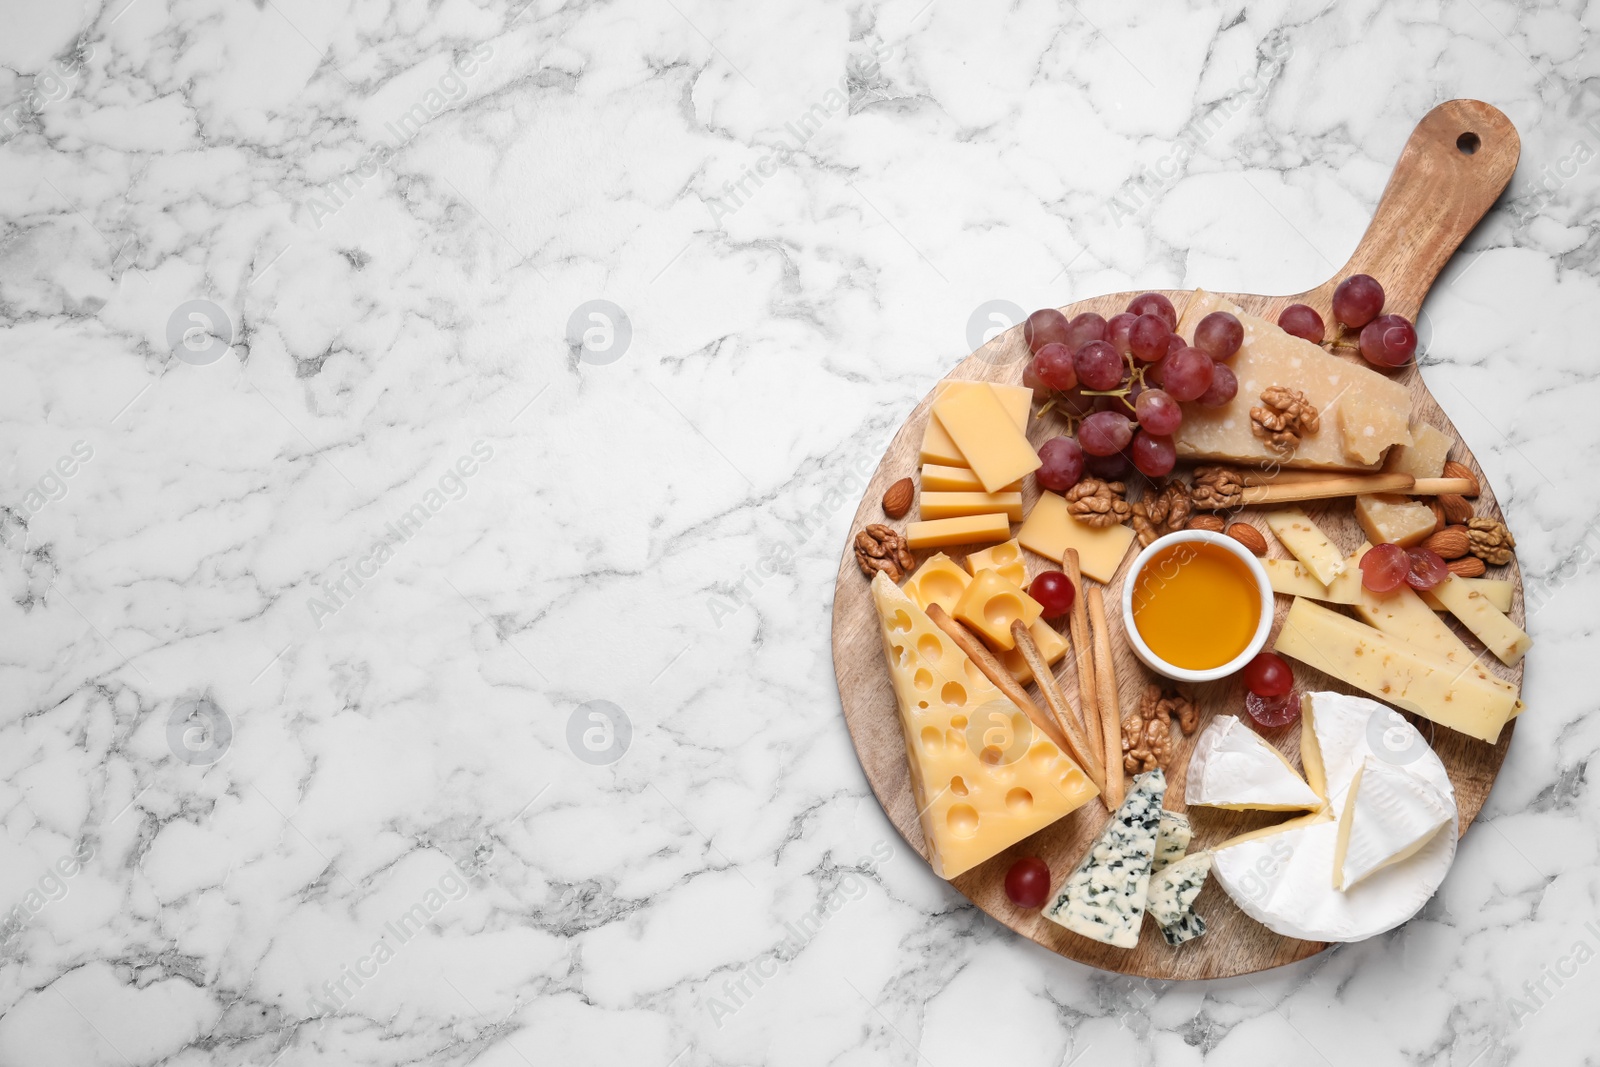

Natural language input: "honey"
[1131,541,1261,670]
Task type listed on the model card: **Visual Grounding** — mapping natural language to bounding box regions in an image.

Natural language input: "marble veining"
[1,0,1597,1064]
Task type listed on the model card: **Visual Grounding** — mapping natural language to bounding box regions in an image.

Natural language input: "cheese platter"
[831,100,1526,978]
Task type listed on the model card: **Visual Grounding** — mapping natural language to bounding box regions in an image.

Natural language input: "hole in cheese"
[983,593,1024,630]
[940,681,967,707]
[980,745,1004,766]
[947,804,980,838]
[917,633,943,662]
[920,726,942,753]
[887,610,912,633]
[950,715,968,729]
[913,668,933,692]
[916,571,967,609]
[1028,743,1056,770]
[950,776,968,796]
[1006,788,1033,814]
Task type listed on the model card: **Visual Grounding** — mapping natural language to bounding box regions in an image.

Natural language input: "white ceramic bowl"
[1120,529,1275,683]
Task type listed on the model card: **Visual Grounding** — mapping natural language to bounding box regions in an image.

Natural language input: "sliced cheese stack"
[1043,770,1165,948]
[869,572,1098,879]
[1210,692,1459,941]
[1185,715,1323,812]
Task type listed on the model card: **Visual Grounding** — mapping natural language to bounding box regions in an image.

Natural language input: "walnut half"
[1065,477,1130,528]
[855,524,913,581]
[1131,480,1193,547]
[1251,386,1320,452]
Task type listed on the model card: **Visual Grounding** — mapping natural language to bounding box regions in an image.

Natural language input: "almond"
[1186,514,1226,533]
[1226,522,1268,555]
[881,477,914,519]
[1421,525,1470,560]
[1447,555,1486,577]
[1439,493,1474,525]
[1442,460,1480,498]
[1429,498,1447,535]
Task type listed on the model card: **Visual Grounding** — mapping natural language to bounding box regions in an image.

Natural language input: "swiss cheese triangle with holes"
[870,572,1098,879]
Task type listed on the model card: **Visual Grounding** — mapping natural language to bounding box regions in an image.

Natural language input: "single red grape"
[1063,312,1108,352]
[1056,388,1096,418]
[1024,309,1070,354]
[1135,387,1182,435]
[1160,345,1214,403]
[1029,571,1076,619]
[1106,312,1137,356]
[1079,410,1134,456]
[1126,292,1177,331]
[1129,313,1171,363]
[1129,431,1176,477]
[1332,274,1385,328]
[1360,542,1409,593]
[1031,343,1078,390]
[1243,651,1294,697]
[1073,339,1124,391]
[1404,546,1450,590]
[1193,311,1244,361]
[1358,313,1417,367]
[1197,362,1237,408]
[1278,303,1325,344]
[1246,690,1301,728]
[1005,856,1052,908]
[1036,436,1085,492]
[1022,358,1048,399]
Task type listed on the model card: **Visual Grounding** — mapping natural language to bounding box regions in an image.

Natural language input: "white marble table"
[2,1,1597,1064]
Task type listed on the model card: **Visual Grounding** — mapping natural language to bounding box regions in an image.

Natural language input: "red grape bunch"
[1277,274,1417,369]
[1022,293,1244,486]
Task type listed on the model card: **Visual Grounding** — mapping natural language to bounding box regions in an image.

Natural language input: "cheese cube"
[953,569,1043,651]
[919,491,1024,522]
[1264,508,1346,585]
[920,464,1021,493]
[1174,290,1412,469]
[1274,597,1518,743]
[1420,578,1512,613]
[1428,574,1533,666]
[964,538,1027,587]
[1354,494,1436,548]
[1016,491,1135,584]
[998,620,1068,685]
[1383,423,1452,479]
[905,513,1011,550]
[902,553,971,614]
[919,382,1034,467]
[931,384,1042,492]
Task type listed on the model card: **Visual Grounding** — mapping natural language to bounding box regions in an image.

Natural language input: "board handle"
[1298,100,1520,319]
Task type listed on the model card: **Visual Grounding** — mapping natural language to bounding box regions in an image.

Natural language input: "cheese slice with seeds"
[870,573,1097,879]
[1174,290,1412,469]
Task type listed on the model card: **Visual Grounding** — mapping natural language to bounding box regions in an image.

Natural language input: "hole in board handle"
[1456,131,1481,155]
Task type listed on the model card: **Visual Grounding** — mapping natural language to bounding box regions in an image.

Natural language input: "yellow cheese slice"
[870,573,1097,879]
[1265,508,1347,586]
[1274,597,1518,744]
[1016,491,1135,584]
[905,513,1011,550]
[919,491,1025,522]
[1174,290,1412,469]
[1262,558,1339,600]
[919,382,1034,467]
[1354,493,1436,548]
[998,621,1068,686]
[921,464,1021,493]
[931,384,1042,492]
[1419,578,1512,613]
[1428,573,1533,666]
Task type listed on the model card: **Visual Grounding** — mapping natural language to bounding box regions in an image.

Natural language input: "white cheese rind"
[1043,770,1166,948]
[1185,715,1322,811]
[1335,756,1455,891]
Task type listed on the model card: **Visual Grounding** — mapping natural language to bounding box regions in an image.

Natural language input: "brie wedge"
[1186,715,1322,812]
[1334,756,1455,891]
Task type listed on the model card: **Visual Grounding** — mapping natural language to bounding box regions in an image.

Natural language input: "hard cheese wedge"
[1265,508,1346,585]
[1354,494,1436,548]
[1383,423,1452,479]
[1016,490,1135,583]
[1333,756,1455,891]
[870,573,1097,879]
[1185,715,1322,811]
[931,383,1042,492]
[1043,770,1165,948]
[1276,598,1519,743]
[1146,851,1212,927]
[920,382,1033,467]
[1175,290,1412,469]
[900,552,1065,685]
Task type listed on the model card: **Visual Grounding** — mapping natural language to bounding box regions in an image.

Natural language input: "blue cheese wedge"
[1145,851,1212,927]
[1043,770,1166,948]
[1153,809,1192,871]
[1160,910,1207,946]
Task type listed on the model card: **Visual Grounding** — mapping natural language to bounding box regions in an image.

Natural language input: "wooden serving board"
[831,100,1525,979]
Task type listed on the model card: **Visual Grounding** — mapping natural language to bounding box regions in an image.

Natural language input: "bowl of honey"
[1120,530,1274,682]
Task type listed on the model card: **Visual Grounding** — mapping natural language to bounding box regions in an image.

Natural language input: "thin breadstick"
[1087,586,1124,807]
[1063,549,1102,764]
[1233,468,1334,487]
[1408,477,1478,496]
[925,604,1076,759]
[1239,472,1413,505]
[1010,620,1105,792]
